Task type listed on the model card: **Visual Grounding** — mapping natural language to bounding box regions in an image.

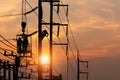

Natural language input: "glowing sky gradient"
[0,0,120,80]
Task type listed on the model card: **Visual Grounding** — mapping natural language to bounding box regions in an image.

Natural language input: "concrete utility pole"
[77,51,89,80]
[38,0,43,80]
[50,0,53,80]
[77,50,80,80]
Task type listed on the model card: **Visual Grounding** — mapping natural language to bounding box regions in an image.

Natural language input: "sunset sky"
[0,0,120,80]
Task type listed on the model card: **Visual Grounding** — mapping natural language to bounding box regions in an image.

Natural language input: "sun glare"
[41,55,50,64]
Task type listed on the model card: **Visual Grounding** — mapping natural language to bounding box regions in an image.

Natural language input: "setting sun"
[41,55,50,64]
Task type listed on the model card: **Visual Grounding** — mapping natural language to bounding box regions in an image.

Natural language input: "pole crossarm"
[80,60,88,63]
[4,50,16,57]
[18,73,31,79]
[80,72,88,74]
[42,22,68,26]
[41,0,59,2]
[80,60,88,68]
[53,4,68,6]
[52,43,68,45]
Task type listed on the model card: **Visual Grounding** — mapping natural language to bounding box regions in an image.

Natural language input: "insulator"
[66,26,68,36]
[66,6,68,17]
[66,45,68,56]
[21,21,26,30]
[41,30,48,39]
[4,50,6,55]
[22,29,25,33]
[15,57,20,66]
[43,30,48,35]
[57,3,60,14]
[57,25,60,37]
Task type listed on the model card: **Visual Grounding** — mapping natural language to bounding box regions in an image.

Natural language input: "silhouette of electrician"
[17,21,49,53]
[41,30,48,39]
[22,37,28,52]
[17,37,22,53]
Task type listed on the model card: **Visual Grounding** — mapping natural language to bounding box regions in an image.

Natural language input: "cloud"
[1,0,120,80]
[89,57,120,80]
[67,0,120,30]
[70,27,120,58]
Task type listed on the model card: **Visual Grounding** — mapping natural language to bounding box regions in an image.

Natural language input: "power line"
[0,51,14,60]
[0,47,16,52]
[0,13,21,17]
[0,0,38,18]
[0,35,16,48]
[69,43,77,63]
[68,58,77,79]
[26,0,38,16]
[53,64,59,75]
[0,39,16,50]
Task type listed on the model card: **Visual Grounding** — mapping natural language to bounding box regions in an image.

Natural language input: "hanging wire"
[53,64,59,75]
[0,14,21,17]
[21,0,27,22]
[22,0,24,21]
[0,47,17,56]
[26,0,38,16]
[0,35,16,48]
[0,39,16,50]
[0,47,15,52]
[0,50,14,60]
[68,58,77,78]
[0,0,38,18]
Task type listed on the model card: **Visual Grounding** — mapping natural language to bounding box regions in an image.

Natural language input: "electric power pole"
[50,0,53,80]
[77,50,80,80]
[77,50,89,80]
[38,0,43,80]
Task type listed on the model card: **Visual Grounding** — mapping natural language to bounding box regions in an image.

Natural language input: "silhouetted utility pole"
[38,0,43,80]
[80,60,89,80]
[3,62,6,80]
[14,56,20,80]
[50,0,53,80]
[77,50,89,80]
[77,50,80,80]
[8,61,11,80]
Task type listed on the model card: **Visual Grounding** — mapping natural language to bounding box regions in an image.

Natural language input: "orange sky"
[0,0,120,80]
